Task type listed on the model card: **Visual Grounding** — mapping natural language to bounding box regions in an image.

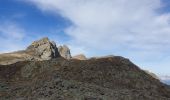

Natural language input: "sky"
[0,0,170,76]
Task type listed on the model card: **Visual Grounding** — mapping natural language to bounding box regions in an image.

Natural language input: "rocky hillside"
[0,38,169,100]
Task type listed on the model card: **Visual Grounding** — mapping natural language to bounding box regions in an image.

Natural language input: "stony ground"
[0,56,169,100]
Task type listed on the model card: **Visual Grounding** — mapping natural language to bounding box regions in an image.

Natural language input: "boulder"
[58,45,71,59]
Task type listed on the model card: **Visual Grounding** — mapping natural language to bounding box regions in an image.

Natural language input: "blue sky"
[0,0,170,77]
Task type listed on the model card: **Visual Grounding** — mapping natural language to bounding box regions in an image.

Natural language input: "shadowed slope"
[0,57,169,100]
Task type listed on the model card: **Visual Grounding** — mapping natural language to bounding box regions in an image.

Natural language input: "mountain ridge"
[0,37,169,100]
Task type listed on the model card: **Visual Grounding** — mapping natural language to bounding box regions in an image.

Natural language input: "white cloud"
[0,22,25,40]
[27,0,170,51]
[27,0,170,74]
[0,22,26,53]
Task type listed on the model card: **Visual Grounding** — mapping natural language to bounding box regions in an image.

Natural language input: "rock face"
[58,45,71,59]
[0,37,72,65]
[26,37,60,60]
[73,54,87,60]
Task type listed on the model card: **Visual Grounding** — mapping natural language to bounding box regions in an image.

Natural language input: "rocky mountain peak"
[26,37,60,60]
[27,37,51,49]
[0,37,73,65]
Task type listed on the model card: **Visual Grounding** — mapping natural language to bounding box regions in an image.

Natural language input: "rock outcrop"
[58,45,71,59]
[26,37,60,60]
[73,54,87,60]
[0,37,63,65]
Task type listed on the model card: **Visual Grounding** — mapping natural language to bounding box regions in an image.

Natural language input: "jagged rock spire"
[58,45,72,59]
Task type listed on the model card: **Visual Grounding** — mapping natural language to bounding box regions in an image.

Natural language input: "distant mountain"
[160,75,170,80]
[163,80,170,85]
[160,76,170,85]
[0,37,170,100]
